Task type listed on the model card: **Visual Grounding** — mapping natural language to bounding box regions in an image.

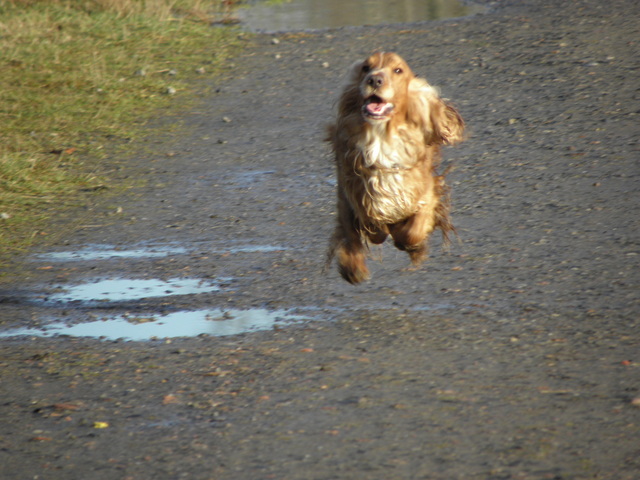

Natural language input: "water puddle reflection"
[0,308,309,341]
[236,0,481,32]
[45,278,225,304]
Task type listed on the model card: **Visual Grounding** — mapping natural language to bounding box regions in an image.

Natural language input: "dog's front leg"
[332,191,370,284]
[389,203,438,264]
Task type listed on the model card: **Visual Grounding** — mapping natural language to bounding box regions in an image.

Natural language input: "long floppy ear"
[407,77,465,145]
[336,60,367,120]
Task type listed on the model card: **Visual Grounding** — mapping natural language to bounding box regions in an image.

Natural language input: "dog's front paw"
[338,249,370,284]
[406,244,428,265]
[339,264,370,284]
[393,240,428,264]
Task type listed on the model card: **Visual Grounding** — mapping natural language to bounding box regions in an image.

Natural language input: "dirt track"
[1,0,639,478]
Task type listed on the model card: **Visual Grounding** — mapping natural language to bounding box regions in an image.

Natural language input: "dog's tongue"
[366,101,389,116]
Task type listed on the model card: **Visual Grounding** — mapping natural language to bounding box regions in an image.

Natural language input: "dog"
[326,51,465,284]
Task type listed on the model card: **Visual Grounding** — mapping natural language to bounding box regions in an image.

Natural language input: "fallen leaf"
[538,387,573,394]
[93,421,109,429]
[337,355,357,361]
[198,370,229,377]
[162,395,179,405]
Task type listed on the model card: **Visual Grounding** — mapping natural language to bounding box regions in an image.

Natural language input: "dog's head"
[337,51,464,145]
[352,52,415,124]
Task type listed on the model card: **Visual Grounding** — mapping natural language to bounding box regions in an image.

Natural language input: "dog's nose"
[366,73,384,88]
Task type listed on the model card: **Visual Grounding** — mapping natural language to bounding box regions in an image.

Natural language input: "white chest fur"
[351,129,423,224]
[360,133,404,170]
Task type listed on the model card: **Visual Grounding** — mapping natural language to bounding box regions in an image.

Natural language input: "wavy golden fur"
[326,52,465,284]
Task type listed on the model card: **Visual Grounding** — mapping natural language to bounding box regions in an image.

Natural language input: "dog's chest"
[350,135,423,223]
[360,135,407,170]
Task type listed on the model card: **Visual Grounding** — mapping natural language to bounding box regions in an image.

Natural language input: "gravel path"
[1,1,638,478]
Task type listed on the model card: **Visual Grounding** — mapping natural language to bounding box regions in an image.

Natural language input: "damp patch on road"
[0,308,310,341]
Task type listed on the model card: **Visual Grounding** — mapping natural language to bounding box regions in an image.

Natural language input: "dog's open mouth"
[362,95,394,120]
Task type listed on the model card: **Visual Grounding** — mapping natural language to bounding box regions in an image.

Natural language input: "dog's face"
[356,52,415,124]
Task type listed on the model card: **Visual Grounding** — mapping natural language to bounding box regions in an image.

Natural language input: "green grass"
[0,0,242,258]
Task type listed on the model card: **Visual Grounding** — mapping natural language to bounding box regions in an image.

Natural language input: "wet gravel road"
[1,0,639,478]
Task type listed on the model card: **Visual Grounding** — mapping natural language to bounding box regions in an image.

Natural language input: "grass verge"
[0,0,242,262]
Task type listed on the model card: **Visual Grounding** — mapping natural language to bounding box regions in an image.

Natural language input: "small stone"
[195,67,206,74]
[271,38,280,45]
[222,116,232,123]
[165,87,177,95]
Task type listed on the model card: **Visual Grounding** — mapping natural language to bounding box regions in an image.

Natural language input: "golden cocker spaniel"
[326,51,465,284]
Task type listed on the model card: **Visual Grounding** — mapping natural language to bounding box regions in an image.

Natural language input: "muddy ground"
[1,0,639,478]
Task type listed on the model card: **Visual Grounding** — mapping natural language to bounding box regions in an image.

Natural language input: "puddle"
[35,244,286,262]
[236,0,481,32]
[0,308,309,341]
[45,278,224,304]
[235,170,277,184]
[36,245,187,262]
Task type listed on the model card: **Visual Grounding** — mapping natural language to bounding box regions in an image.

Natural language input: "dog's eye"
[362,64,371,73]
[394,68,403,74]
